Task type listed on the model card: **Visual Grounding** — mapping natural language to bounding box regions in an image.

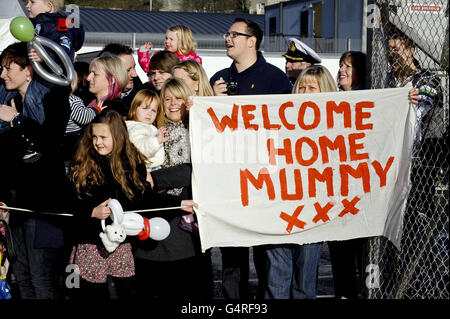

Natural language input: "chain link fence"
[366,0,448,299]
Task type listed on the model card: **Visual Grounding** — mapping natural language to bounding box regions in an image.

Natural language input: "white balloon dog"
[100,199,171,253]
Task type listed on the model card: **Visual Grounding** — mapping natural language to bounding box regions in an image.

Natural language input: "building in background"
[265,0,365,53]
[3,0,342,84]
[158,0,183,11]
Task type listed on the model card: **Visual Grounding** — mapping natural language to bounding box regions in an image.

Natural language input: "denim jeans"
[10,218,62,299]
[264,243,323,299]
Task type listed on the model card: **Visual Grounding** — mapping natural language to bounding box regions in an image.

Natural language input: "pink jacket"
[137,49,202,73]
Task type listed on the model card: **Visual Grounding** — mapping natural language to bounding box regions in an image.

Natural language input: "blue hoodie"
[210,51,293,95]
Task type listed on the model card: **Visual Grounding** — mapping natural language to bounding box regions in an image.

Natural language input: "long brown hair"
[70,111,147,199]
[338,51,366,89]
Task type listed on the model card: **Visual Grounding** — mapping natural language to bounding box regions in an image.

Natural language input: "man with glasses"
[210,18,292,96]
[210,18,292,300]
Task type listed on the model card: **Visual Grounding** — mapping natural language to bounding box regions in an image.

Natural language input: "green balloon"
[10,16,35,42]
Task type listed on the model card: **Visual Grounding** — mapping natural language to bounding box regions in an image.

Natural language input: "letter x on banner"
[189,87,415,252]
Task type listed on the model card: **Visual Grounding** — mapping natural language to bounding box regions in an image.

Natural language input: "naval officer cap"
[282,38,322,64]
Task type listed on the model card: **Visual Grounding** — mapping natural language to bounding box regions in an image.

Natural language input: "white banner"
[190,87,416,252]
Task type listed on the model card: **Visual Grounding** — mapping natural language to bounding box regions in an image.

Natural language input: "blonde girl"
[126,89,168,171]
[171,60,214,96]
[26,0,64,17]
[138,24,202,74]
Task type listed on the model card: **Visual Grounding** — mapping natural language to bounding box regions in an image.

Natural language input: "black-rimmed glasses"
[223,31,253,39]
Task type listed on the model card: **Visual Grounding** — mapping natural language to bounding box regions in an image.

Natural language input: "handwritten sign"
[190,87,415,252]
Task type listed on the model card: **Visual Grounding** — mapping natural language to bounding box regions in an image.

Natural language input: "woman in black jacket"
[0,42,71,299]
[329,51,367,299]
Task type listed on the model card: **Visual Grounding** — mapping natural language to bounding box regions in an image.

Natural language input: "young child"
[0,204,12,299]
[138,24,202,74]
[20,0,84,163]
[63,73,100,164]
[125,89,168,172]
[68,111,146,299]
[68,110,194,299]
[147,51,180,92]
[27,0,85,63]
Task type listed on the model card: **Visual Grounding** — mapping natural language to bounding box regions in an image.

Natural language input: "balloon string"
[0,205,73,217]
[124,206,191,214]
[0,205,192,217]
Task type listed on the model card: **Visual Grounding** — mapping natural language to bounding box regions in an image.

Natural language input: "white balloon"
[149,217,170,241]
[122,212,144,236]
[107,199,124,224]
[101,198,124,231]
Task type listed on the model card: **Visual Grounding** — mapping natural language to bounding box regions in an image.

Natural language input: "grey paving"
[211,243,335,299]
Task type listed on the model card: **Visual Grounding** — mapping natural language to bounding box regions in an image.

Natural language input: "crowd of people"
[0,0,444,300]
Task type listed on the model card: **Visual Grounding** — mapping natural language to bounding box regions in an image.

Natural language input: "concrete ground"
[210,242,335,299]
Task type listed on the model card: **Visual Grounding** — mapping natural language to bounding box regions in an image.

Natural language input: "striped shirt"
[65,94,98,135]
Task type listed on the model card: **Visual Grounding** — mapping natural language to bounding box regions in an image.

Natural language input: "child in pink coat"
[138,25,202,74]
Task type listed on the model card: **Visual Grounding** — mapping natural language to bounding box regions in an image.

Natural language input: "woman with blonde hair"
[264,64,337,299]
[134,77,213,299]
[172,59,214,96]
[157,76,192,128]
[292,64,337,94]
[86,53,129,116]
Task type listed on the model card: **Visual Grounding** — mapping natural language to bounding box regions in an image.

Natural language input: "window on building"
[313,3,322,38]
[300,11,309,37]
[269,17,277,35]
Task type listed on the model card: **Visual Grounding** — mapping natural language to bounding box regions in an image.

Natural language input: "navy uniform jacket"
[31,10,85,62]
[210,51,292,95]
